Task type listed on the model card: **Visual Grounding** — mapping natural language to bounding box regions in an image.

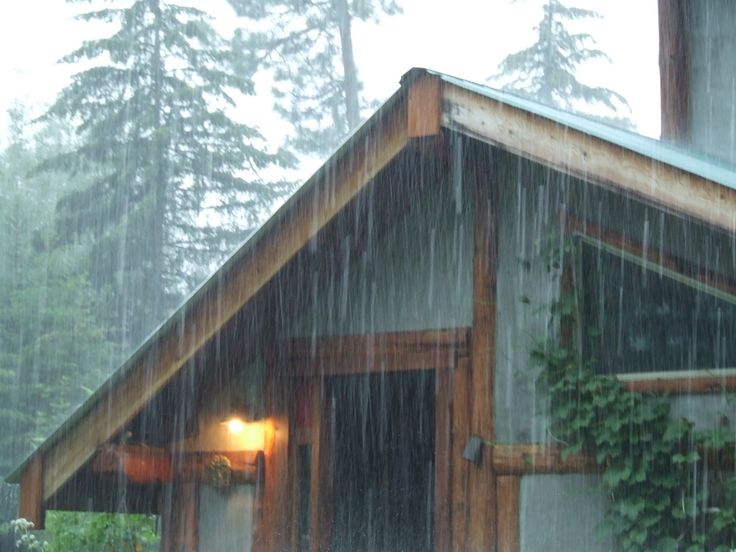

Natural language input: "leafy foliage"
[492,0,632,129]
[43,0,293,352]
[45,512,158,552]
[228,0,401,156]
[531,238,736,551]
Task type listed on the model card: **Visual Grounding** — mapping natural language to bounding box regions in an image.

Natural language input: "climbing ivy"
[531,238,736,551]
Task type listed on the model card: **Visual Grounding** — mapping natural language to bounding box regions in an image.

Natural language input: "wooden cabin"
[7,64,736,552]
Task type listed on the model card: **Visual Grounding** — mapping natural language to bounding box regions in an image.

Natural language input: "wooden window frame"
[564,215,736,394]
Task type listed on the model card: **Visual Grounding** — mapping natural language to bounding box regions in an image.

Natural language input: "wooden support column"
[161,479,198,552]
[468,143,497,550]
[310,381,333,552]
[435,365,452,552]
[450,356,471,552]
[18,454,45,529]
[496,476,520,552]
[255,368,290,552]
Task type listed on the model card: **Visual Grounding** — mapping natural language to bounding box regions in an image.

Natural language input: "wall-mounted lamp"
[220,416,268,452]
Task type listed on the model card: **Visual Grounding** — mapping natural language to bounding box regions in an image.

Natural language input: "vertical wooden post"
[255,366,290,552]
[18,454,45,530]
[450,356,471,552]
[659,0,690,141]
[161,479,198,552]
[309,379,334,552]
[468,142,497,551]
[435,364,452,551]
[496,476,520,552]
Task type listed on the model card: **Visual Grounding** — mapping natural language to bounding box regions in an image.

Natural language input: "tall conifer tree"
[228,0,401,156]
[492,0,632,128]
[44,0,291,352]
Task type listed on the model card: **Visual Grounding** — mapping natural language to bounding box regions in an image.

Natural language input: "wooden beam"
[161,480,198,552]
[310,381,333,552]
[493,444,597,476]
[467,143,497,551]
[450,356,471,552]
[285,328,471,376]
[18,454,44,529]
[621,373,736,395]
[441,83,736,235]
[659,0,690,142]
[434,364,452,552]
[407,73,442,139]
[38,93,409,503]
[496,476,520,552]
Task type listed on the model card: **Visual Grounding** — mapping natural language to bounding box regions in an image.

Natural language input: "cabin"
[7,32,736,552]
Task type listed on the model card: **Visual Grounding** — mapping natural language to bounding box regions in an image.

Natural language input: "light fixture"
[220,416,268,452]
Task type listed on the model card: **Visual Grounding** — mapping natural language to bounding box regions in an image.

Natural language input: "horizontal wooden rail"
[492,444,597,475]
[283,327,471,376]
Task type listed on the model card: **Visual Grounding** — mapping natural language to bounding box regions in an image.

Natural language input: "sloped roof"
[9,68,736,508]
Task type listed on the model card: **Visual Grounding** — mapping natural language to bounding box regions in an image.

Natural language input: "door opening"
[329,370,435,552]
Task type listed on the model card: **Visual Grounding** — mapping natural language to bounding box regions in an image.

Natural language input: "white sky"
[0,0,660,155]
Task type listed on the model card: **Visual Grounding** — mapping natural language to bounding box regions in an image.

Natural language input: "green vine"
[530,238,736,552]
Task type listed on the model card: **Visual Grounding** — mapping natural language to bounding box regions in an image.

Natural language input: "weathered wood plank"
[442,84,736,235]
[310,381,333,552]
[496,476,520,552]
[493,444,596,475]
[18,454,44,529]
[407,73,442,138]
[467,146,497,551]
[285,328,471,376]
[161,480,198,552]
[450,356,470,552]
[434,364,452,552]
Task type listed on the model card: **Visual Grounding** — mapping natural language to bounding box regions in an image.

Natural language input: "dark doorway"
[329,370,435,552]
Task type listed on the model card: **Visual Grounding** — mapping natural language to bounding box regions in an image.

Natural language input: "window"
[574,235,736,378]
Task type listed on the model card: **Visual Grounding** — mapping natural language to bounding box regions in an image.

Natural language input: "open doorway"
[329,370,435,552]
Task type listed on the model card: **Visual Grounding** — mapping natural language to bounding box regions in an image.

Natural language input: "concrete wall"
[686,0,736,163]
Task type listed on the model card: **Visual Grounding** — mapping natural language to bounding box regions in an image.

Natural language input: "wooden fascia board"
[38,93,411,503]
[440,83,736,235]
[407,73,442,139]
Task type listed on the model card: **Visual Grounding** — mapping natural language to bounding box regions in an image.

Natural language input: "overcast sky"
[0,0,660,155]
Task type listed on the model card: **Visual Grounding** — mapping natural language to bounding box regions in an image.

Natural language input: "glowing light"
[220,417,268,451]
[224,417,246,435]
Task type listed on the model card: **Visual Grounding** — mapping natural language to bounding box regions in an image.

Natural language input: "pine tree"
[492,0,632,128]
[0,106,113,523]
[43,0,292,353]
[228,0,401,156]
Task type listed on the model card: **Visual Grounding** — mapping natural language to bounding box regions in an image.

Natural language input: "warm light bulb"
[225,417,246,435]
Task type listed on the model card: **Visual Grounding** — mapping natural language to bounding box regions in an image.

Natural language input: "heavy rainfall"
[1,1,735,551]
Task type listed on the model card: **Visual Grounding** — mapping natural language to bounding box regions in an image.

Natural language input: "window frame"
[564,215,736,394]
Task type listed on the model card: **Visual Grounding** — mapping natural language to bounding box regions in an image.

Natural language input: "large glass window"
[577,236,736,376]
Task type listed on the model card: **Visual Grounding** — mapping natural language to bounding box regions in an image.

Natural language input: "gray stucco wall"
[198,485,256,552]
[520,474,613,552]
[287,174,473,338]
[494,157,562,443]
[686,0,736,163]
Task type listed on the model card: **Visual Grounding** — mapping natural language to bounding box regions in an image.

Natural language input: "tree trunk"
[334,0,361,130]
